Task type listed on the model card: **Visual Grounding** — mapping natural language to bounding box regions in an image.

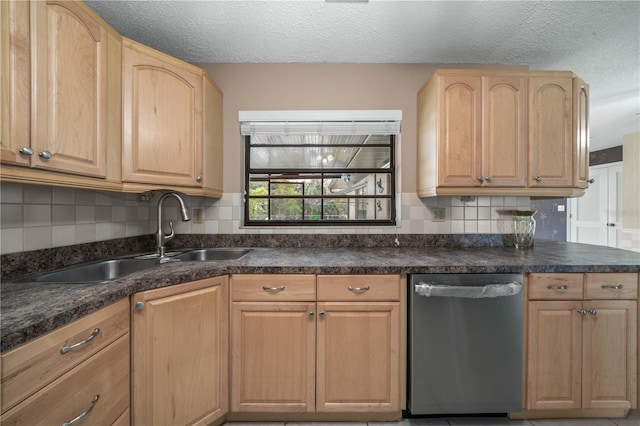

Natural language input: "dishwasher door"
[408,274,523,416]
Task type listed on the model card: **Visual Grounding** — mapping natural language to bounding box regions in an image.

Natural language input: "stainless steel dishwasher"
[408,273,523,416]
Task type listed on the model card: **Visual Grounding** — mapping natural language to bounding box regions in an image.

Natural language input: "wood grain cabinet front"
[526,273,638,415]
[417,69,589,198]
[121,38,223,197]
[0,299,130,425]
[230,274,401,415]
[1,0,123,190]
[131,276,228,426]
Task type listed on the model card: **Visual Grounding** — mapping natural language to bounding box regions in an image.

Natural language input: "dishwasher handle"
[414,282,522,298]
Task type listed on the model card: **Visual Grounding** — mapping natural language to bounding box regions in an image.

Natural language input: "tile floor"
[225,410,640,426]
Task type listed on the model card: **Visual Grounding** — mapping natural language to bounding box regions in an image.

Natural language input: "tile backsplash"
[0,182,531,255]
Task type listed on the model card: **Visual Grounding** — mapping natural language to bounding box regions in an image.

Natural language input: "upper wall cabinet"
[1,0,122,191]
[122,38,223,197]
[417,69,589,198]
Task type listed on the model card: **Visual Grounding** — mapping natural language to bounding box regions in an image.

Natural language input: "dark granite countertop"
[2,240,639,352]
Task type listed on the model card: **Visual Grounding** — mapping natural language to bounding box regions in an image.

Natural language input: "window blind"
[239,110,402,136]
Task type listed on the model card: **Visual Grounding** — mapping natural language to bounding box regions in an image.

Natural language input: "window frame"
[243,134,397,227]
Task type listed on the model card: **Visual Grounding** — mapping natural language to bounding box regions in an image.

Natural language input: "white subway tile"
[1,182,23,203]
[52,225,76,247]
[0,228,23,254]
[1,204,23,228]
[23,226,52,251]
[24,205,51,227]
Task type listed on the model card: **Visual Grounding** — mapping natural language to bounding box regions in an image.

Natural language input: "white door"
[569,162,623,247]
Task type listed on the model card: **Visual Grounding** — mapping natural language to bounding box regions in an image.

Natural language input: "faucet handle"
[160,221,176,246]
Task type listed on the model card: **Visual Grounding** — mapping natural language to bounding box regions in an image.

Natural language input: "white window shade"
[239,110,402,136]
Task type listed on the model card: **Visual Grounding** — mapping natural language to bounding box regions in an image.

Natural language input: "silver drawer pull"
[577,309,587,316]
[60,328,100,354]
[348,285,370,292]
[262,285,285,293]
[601,284,624,290]
[547,285,568,291]
[61,394,99,426]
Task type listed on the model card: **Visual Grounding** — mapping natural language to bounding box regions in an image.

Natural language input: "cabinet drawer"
[317,275,400,301]
[585,273,638,300]
[232,274,316,301]
[1,298,129,413]
[1,334,130,426]
[528,273,583,300]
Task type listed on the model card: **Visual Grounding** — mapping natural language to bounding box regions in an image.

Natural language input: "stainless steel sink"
[18,248,252,283]
[19,258,159,283]
[173,248,252,261]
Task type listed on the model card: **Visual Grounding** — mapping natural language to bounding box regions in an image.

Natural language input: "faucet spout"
[155,192,191,257]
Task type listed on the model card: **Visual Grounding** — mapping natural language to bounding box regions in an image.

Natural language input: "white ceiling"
[85,0,640,152]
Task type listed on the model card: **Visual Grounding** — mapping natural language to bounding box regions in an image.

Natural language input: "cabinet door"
[30,0,108,177]
[132,276,228,426]
[527,300,582,410]
[582,300,637,409]
[0,0,30,166]
[231,301,316,412]
[573,77,590,189]
[482,75,527,187]
[528,76,573,187]
[122,38,203,187]
[437,75,482,186]
[316,302,400,412]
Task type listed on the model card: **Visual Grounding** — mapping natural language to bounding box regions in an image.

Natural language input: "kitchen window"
[240,110,401,226]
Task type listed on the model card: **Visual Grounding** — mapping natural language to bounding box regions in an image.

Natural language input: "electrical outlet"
[193,208,204,224]
[431,207,446,222]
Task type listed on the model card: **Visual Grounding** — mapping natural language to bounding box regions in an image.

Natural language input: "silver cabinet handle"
[60,328,100,354]
[588,309,597,315]
[262,285,285,293]
[196,175,202,182]
[308,311,314,318]
[577,309,587,316]
[477,176,484,183]
[19,147,34,156]
[601,284,623,290]
[319,311,325,318]
[534,176,542,182]
[39,150,53,159]
[347,285,370,292]
[135,301,145,311]
[547,284,568,291]
[485,176,492,183]
[61,394,99,426]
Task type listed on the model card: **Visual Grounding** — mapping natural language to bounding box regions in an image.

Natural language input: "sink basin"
[17,248,252,283]
[20,258,159,283]
[174,248,252,261]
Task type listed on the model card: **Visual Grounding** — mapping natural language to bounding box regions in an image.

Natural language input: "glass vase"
[513,211,536,249]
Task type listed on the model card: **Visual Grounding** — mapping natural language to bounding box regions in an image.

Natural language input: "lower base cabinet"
[316,302,400,412]
[526,273,638,413]
[1,299,130,426]
[230,274,401,414]
[131,276,228,426]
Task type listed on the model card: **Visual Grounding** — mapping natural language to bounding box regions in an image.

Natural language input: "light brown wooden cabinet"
[122,38,223,197]
[417,69,589,198]
[2,1,223,197]
[230,274,401,414]
[131,276,228,426]
[1,299,130,425]
[0,0,123,190]
[525,273,638,415]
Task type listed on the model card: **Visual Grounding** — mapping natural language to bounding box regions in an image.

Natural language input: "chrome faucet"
[155,192,191,257]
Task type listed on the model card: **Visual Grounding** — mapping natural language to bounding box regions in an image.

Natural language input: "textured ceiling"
[85,0,640,151]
